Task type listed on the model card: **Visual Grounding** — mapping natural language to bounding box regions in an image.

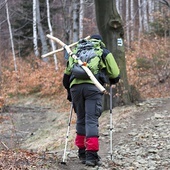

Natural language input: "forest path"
[0,97,170,170]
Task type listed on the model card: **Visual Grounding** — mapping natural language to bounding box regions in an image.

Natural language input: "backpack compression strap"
[46,34,107,94]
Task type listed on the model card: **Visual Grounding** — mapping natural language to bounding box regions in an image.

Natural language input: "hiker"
[63,34,120,166]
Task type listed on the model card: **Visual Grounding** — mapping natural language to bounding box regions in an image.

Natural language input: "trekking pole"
[109,85,113,160]
[61,102,73,165]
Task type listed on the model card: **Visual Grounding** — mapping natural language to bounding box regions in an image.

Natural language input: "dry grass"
[126,35,170,98]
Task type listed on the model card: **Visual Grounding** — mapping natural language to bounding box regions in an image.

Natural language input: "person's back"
[63,34,120,167]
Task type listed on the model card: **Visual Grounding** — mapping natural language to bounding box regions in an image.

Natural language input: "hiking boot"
[85,151,102,167]
[78,148,86,164]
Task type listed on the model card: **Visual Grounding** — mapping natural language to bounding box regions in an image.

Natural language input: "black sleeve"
[62,74,71,89]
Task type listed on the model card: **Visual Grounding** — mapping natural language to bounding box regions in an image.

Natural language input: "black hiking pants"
[70,84,103,137]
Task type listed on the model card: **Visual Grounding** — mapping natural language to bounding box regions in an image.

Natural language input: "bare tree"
[138,0,143,38]
[33,0,39,57]
[46,0,58,70]
[130,0,134,41]
[79,0,84,38]
[126,0,130,47]
[60,0,71,44]
[36,0,48,60]
[72,0,79,42]
[148,0,155,24]
[159,0,170,8]
[143,0,149,31]
[5,0,17,71]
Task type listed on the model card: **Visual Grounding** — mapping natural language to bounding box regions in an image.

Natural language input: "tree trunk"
[46,0,58,70]
[72,0,79,42]
[119,0,123,18]
[36,0,48,61]
[94,0,132,108]
[126,0,130,48]
[33,0,39,57]
[143,0,149,32]
[130,0,134,41]
[0,55,1,83]
[138,0,143,38]
[5,0,17,71]
[148,0,154,23]
[79,0,84,38]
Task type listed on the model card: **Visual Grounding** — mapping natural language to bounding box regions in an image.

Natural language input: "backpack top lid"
[74,38,103,63]
[71,36,104,79]
[90,34,103,41]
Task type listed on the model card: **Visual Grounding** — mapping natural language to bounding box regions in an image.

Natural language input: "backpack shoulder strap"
[101,48,110,63]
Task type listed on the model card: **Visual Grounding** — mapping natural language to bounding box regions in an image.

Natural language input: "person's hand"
[67,89,72,102]
[109,76,120,85]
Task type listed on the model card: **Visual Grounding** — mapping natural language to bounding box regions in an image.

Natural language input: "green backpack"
[71,38,104,79]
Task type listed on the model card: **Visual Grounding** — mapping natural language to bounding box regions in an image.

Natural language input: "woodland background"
[0,1,170,169]
[0,0,170,108]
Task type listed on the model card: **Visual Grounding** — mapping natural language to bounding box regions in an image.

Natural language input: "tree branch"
[159,0,170,8]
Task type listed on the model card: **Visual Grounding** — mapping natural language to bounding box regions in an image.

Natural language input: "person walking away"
[63,34,120,167]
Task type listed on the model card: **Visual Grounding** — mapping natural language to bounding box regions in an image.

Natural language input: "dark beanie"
[90,34,102,40]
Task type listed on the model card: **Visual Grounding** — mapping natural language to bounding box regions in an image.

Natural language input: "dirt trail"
[0,97,170,170]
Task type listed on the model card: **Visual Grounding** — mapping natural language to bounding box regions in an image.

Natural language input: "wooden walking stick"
[46,34,106,93]
[42,35,90,58]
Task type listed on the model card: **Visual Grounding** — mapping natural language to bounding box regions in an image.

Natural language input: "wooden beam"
[41,35,90,58]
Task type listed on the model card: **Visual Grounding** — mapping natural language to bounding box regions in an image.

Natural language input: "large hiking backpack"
[71,39,103,80]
